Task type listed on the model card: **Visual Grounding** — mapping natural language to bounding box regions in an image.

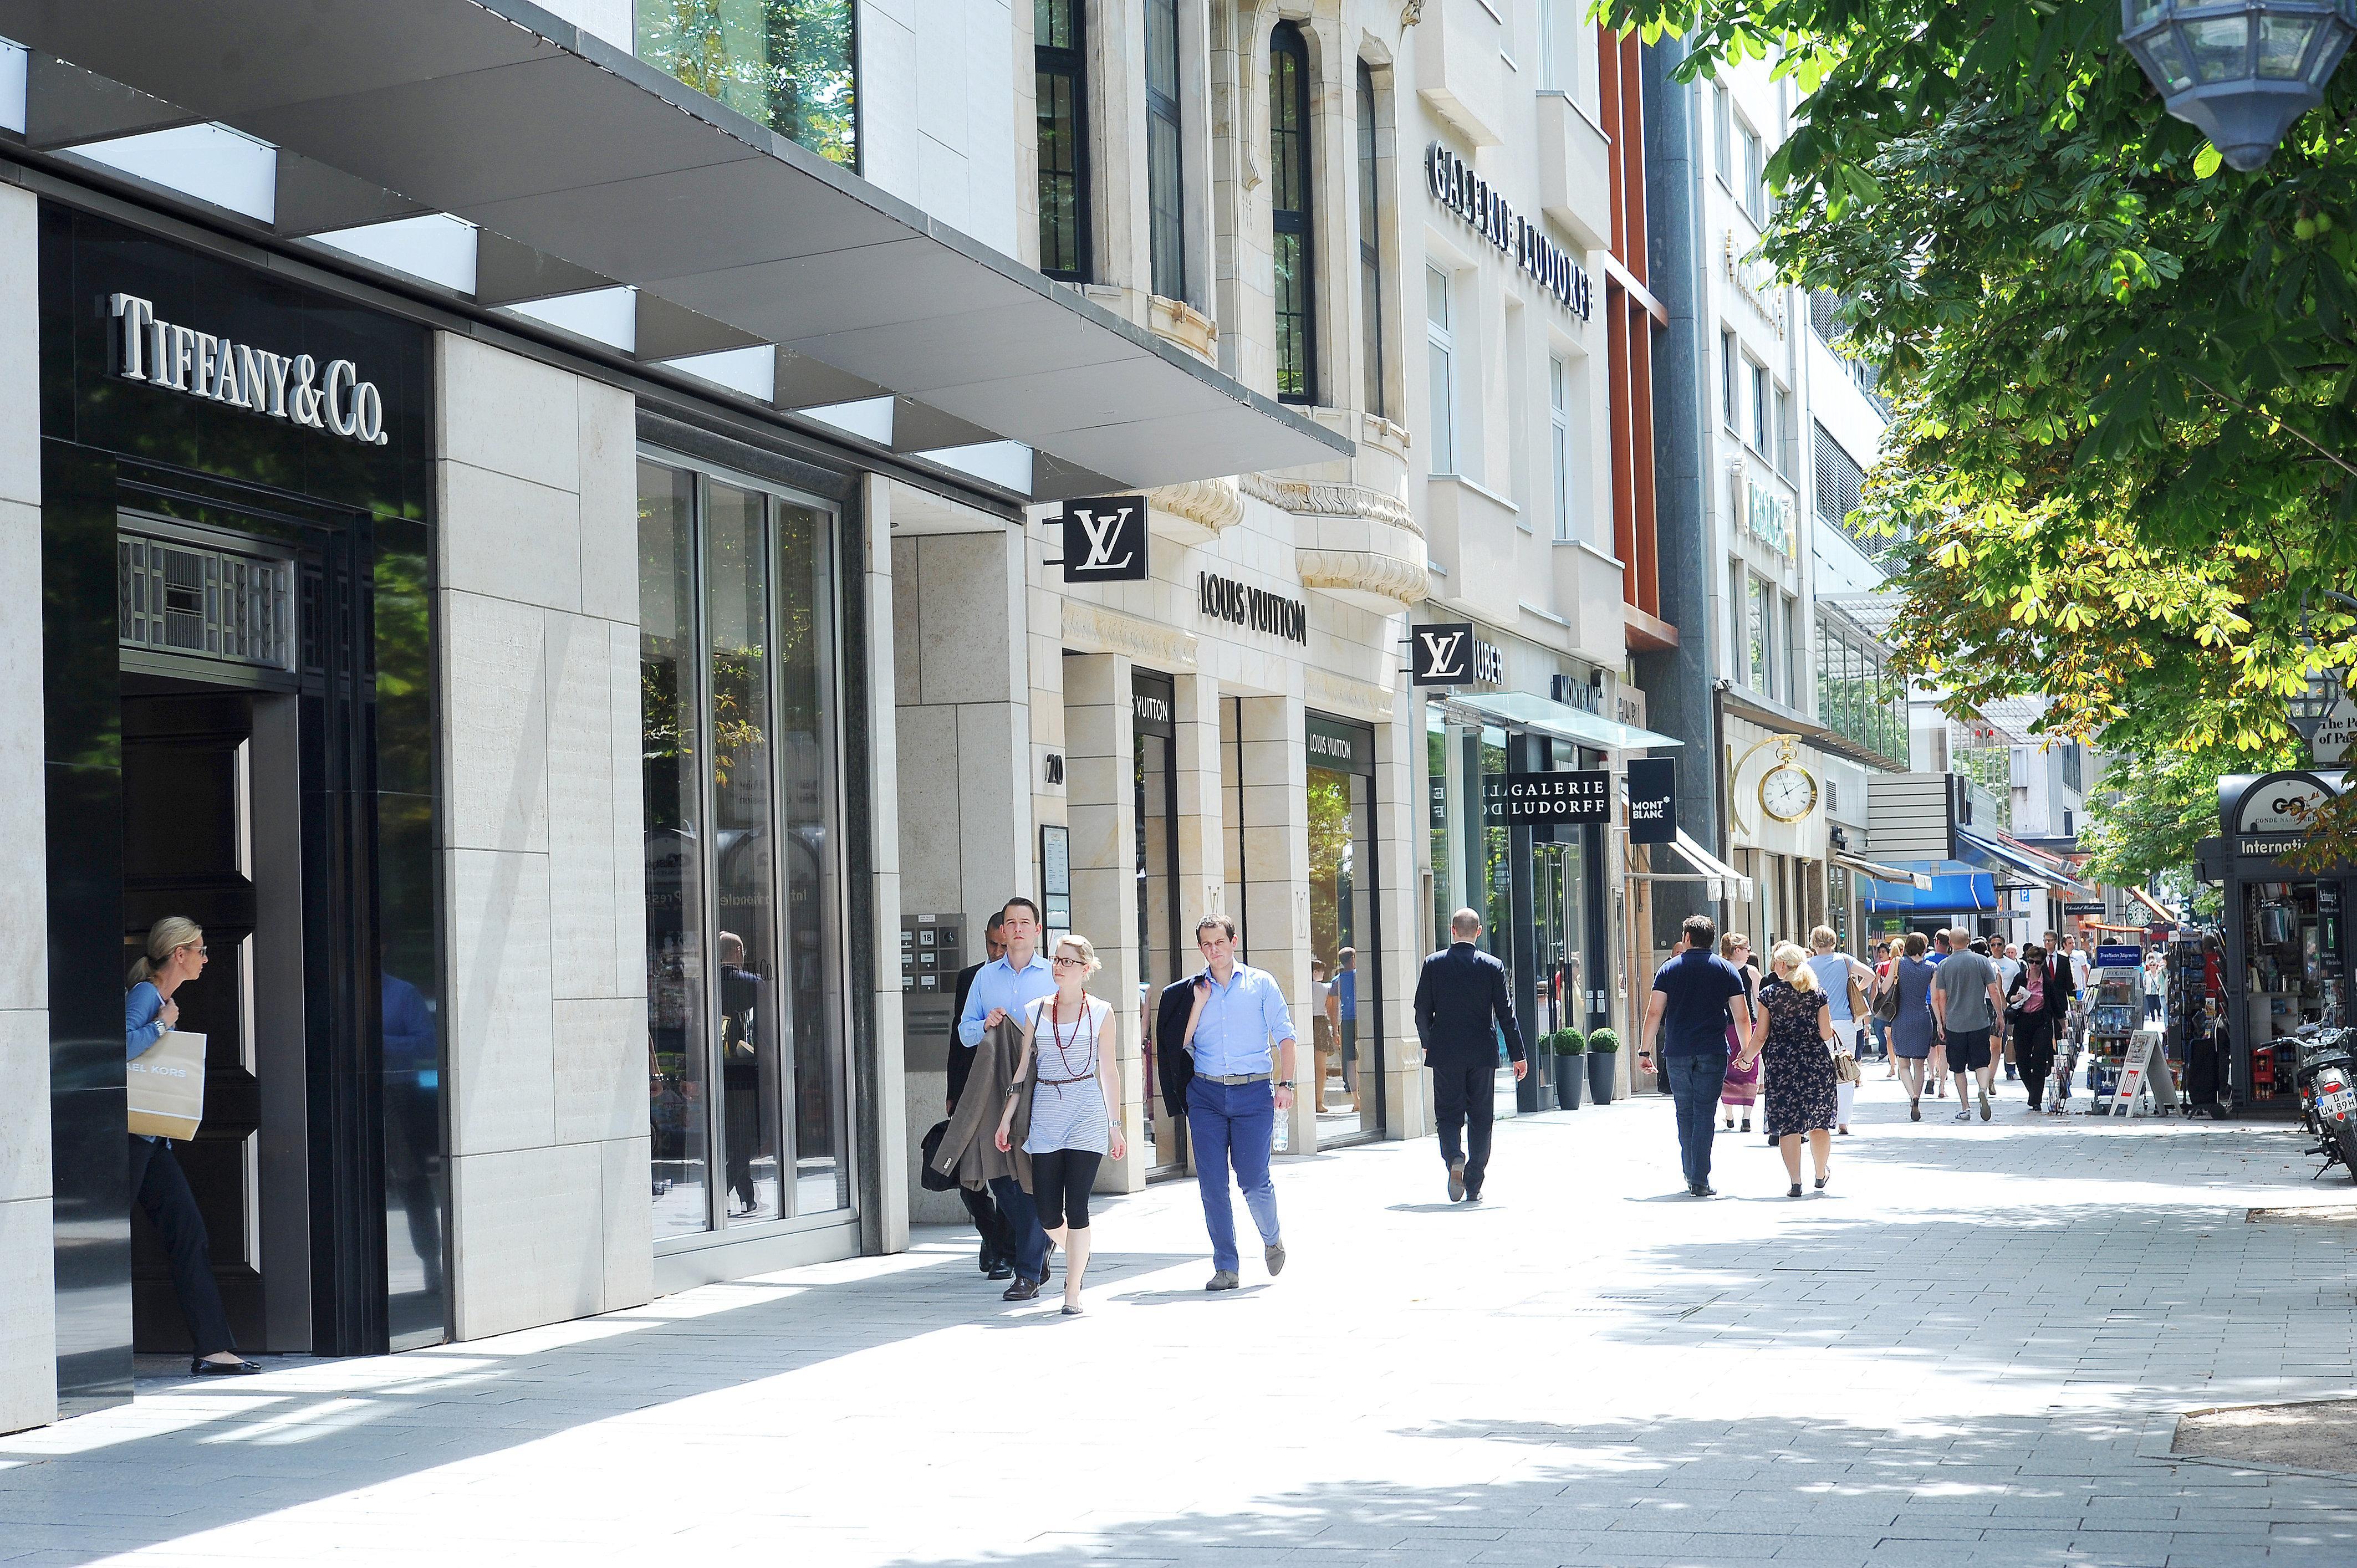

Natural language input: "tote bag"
[126,1030,206,1141]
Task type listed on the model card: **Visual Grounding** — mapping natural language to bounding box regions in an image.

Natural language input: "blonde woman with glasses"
[997,933,1126,1315]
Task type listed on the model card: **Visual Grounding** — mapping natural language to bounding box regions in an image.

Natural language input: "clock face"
[1759,764,1818,822]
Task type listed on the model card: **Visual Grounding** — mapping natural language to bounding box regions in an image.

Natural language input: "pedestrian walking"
[1806,927,1873,1135]
[1334,947,1362,1114]
[1412,908,1527,1204]
[1871,941,1898,1074]
[1717,933,1761,1134]
[938,897,1057,1300]
[1931,926,2008,1122]
[1886,931,1941,1120]
[126,917,259,1376]
[2008,942,2073,1110]
[993,934,1125,1316]
[1639,915,1752,1198]
[1179,914,1296,1290]
[1737,943,1841,1197]
[946,912,1015,1279]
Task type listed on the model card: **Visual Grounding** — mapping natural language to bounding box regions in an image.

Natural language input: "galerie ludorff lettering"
[110,293,390,446]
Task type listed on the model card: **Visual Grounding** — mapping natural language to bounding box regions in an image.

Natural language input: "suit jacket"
[930,1018,1035,1192]
[1155,973,1203,1114]
[946,959,987,1110]
[1415,942,1526,1068]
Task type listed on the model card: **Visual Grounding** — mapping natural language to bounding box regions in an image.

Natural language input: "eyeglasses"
[178,943,208,957]
[1051,955,1086,969]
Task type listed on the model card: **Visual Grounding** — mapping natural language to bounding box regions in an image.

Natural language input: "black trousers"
[1430,1059,1497,1195]
[957,1182,1014,1268]
[128,1136,236,1358]
[1030,1148,1103,1231]
[2016,1014,2055,1107]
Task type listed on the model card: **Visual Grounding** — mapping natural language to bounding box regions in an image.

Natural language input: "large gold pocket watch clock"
[1758,762,1819,823]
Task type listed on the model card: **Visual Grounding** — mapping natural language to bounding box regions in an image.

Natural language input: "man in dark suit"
[1415,908,1528,1204]
[947,913,1011,1277]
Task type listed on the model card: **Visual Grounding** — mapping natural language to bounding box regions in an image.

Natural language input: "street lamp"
[2121,0,2357,170]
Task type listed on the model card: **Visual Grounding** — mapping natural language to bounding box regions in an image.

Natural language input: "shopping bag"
[127,1030,206,1140]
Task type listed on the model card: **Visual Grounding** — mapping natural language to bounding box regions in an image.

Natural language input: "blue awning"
[1859,861,1997,913]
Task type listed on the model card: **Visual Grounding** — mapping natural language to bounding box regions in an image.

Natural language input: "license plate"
[2321,1087,2357,1116]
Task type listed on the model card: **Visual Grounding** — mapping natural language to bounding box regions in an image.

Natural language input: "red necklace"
[1048,994,1093,1077]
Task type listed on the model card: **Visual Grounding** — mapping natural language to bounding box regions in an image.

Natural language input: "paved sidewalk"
[6,1075,2357,1566]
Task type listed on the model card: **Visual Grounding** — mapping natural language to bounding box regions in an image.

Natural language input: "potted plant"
[1552,1029,1585,1110]
[1586,1028,1621,1105]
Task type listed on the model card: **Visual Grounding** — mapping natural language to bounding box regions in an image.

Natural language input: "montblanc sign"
[1425,143,1594,321]
[110,292,390,445]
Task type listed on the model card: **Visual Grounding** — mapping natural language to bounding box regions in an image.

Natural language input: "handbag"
[1870,969,1901,1025]
[127,1030,207,1141]
[1831,1046,1862,1086]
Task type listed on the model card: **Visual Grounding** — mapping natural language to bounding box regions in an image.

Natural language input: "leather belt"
[1201,1072,1271,1085]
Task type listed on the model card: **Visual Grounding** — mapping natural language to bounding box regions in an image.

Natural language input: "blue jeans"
[988,1174,1050,1283]
[1665,1051,1728,1189]
[1186,1077,1282,1273]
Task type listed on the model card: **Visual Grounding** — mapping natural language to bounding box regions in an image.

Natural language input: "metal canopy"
[0,0,1350,499]
[1955,826,2091,897]
[1453,690,1684,752]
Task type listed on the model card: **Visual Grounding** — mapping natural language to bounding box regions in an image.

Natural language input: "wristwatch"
[1277,1080,1295,1089]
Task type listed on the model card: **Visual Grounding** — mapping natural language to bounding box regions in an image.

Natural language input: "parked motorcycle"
[2289,1027,2357,1181]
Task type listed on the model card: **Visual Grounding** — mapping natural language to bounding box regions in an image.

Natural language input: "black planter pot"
[1588,1051,1618,1105]
[1555,1059,1584,1109]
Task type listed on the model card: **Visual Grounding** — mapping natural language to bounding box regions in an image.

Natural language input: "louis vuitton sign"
[1059,494,1149,583]
[110,292,390,445]
[1408,621,1504,687]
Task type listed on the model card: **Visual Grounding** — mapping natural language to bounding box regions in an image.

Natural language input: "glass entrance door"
[1307,713,1382,1140]
[1133,671,1187,1175]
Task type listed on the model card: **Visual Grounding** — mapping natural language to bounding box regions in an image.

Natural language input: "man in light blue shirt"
[953,897,1058,1297]
[1181,913,1297,1290]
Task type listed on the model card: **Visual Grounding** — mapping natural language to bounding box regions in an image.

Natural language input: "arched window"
[1355,60,1383,417]
[1269,23,1315,404]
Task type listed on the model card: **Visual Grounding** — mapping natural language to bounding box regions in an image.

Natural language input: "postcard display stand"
[2085,951,2144,1114]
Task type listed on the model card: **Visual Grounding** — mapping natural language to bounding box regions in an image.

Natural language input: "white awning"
[1832,850,1934,892]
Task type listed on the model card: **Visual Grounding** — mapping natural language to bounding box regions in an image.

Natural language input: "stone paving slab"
[4,1080,2357,1565]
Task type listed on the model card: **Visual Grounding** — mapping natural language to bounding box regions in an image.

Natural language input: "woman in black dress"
[1738,942,1841,1197]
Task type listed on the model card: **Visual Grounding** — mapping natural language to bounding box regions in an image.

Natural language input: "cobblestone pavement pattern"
[6,1079,2357,1566]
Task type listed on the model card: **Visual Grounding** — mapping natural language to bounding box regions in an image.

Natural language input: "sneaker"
[1264,1240,1288,1277]
[1952,1109,1972,1122]
[1979,1091,1992,1122]
[1447,1158,1466,1203]
[1205,1270,1241,1291]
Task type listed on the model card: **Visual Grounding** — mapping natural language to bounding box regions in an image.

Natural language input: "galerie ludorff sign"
[1482,770,1612,825]
[110,292,390,445]
[1424,143,1594,321]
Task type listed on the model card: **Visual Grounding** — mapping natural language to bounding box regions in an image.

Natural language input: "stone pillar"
[858,476,907,1256]
[1234,694,1317,1153]
[889,501,1032,1224]
[435,334,650,1341]
[0,183,51,1434]
[1373,709,1430,1139]
[1062,652,1145,1193]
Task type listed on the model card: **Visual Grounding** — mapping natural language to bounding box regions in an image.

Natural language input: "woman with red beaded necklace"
[996,933,1126,1314]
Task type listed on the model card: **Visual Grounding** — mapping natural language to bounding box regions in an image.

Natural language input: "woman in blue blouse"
[127,916,257,1376]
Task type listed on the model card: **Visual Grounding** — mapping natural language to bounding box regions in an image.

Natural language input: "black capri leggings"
[1030,1148,1103,1231]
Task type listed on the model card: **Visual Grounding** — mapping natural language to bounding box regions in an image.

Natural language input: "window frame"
[1721,329,1738,432]
[1739,119,1765,225]
[1035,0,1092,283]
[1357,60,1386,419]
[1145,0,1185,299]
[1712,81,1732,187]
[1271,22,1317,405]
[1426,264,1457,474]
[1549,353,1572,542]
[1749,360,1770,459]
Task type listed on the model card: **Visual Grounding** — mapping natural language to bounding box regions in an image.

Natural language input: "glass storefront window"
[637,0,858,167]
[1135,673,1183,1174]
[1428,709,1453,953]
[639,456,848,1238]
[1307,714,1380,1138]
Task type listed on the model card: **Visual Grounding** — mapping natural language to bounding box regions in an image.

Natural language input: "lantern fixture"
[2287,663,2342,739]
[2121,0,2357,170]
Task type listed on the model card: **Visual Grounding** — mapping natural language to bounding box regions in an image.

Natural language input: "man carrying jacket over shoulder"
[1415,908,1527,1204]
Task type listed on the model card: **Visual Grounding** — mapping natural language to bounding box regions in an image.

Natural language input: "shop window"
[1271,22,1316,403]
[639,456,849,1239]
[1307,713,1381,1136]
[1357,62,1386,418]
[1146,0,1185,298]
[1549,354,1572,542]
[1427,266,1456,473]
[1721,329,1738,431]
[1036,0,1091,281]
[636,0,858,167]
